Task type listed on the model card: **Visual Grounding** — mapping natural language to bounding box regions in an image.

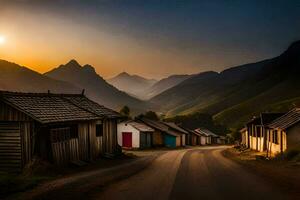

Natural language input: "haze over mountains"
[44,60,147,113]
[0,59,79,93]
[149,41,300,129]
[107,72,157,99]
[0,40,299,130]
[108,73,191,100]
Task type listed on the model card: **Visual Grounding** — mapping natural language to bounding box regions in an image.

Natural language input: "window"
[50,127,70,143]
[256,126,261,137]
[70,125,78,139]
[96,124,103,137]
[273,130,279,144]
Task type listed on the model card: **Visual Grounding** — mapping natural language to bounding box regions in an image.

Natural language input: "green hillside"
[149,41,300,131]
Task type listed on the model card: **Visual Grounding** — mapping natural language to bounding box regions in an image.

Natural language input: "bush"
[285,149,300,160]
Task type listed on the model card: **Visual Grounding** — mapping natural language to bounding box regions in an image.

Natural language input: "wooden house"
[217,136,227,145]
[117,120,154,149]
[0,91,121,172]
[180,127,202,146]
[195,128,213,145]
[240,127,248,147]
[137,118,183,148]
[246,113,283,152]
[163,122,188,146]
[266,108,300,157]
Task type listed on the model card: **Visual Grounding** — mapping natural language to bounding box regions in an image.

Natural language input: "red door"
[122,132,132,148]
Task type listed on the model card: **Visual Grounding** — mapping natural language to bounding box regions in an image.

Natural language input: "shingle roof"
[246,113,284,126]
[268,108,300,130]
[138,118,181,137]
[0,91,120,124]
[63,95,121,118]
[163,122,189,134]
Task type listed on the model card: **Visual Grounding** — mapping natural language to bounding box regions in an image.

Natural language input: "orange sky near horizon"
[1,1,295,80]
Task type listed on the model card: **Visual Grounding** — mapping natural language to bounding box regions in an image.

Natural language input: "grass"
[0,172,49,198]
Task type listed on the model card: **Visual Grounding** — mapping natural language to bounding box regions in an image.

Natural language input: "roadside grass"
[0,153,139,199]
[223,147,300,198]
[0,172,50,199]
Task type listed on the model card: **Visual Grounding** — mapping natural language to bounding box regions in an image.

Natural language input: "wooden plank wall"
[78,123,89,161]
[0,102,32,121]
[95,136,103,156]
[20,122,32,167]
[0,122,22,172]
[103,119,118,155]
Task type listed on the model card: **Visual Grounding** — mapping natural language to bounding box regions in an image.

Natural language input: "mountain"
[45,60,148,113]
[149,41,300,129]
[143,74,192,100]
[0,59,80,93]
[107,72,157,99]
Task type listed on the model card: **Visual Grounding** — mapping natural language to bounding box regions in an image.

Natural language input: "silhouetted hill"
[0,59,80,93]
[149,41,300,129]
[45,60,148,113]
[143,74,192,100]
[107,72,157,99]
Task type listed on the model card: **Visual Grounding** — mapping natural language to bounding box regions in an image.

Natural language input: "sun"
[0,35,6,45]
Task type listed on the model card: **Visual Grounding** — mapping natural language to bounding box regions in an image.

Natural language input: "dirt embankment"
[223,148,300,198]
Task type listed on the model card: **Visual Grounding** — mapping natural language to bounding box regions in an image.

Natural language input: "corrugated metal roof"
[195,128,219,137]
[163,122,189,134]
[121,120,154,132]
[268,108,300,130]
[138,118,181,137]
[0,91,120,124]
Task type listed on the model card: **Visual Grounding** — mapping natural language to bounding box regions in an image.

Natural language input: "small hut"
[117,120,154,149]
[0,91,121,172]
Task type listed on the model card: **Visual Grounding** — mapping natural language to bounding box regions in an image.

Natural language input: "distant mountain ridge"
[45,60,148,113]
[143,74,192,100]
[0,59,80,93]
[148,41,300,129]
[107,72,157,99]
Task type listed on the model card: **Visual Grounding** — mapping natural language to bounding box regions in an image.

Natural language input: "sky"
[0,0,299,79]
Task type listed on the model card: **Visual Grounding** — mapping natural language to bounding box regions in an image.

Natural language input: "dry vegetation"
[223,148,300,198]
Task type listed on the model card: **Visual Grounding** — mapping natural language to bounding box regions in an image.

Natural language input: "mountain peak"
[283,40,300,55]
[65,59,81,68]
[83,64,96,73]
[119,72,130,77]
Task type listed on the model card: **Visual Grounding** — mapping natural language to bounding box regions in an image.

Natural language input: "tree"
[144,111,159,121]
[120,106,130,118]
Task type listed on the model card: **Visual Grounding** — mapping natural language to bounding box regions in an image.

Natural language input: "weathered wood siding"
[152,130,164,146]
[0,102,34,171]
[0,101,32,121]
[0,122,22,172]
[103,119,118,156]
[95,136,103,155]
[78,123,90,161]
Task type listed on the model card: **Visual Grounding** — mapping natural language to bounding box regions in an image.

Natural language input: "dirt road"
[93,146,291,200]
[14,146,295,200]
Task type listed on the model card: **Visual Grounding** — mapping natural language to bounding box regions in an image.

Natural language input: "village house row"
[240,108,300,157]
[0,91,226,172]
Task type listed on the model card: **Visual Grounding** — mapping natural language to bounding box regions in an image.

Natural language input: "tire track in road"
[92,149,187,200]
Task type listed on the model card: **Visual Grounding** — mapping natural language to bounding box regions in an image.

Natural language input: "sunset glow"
[0,35,6,45]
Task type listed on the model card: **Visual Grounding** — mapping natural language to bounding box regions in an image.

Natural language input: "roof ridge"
[60,95,101,119]
[0,90,84,97]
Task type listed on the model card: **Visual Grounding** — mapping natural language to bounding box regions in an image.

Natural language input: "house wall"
[103,119,119,156]
[176,136,181,147]
[287,123,300,150]
[0,102,34,171]
[266,129,287,157]
[181,135,186,146]
[200,136,206,145]
[152,130,164,146]
[117,123,140,148]
[206,136,211,144]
